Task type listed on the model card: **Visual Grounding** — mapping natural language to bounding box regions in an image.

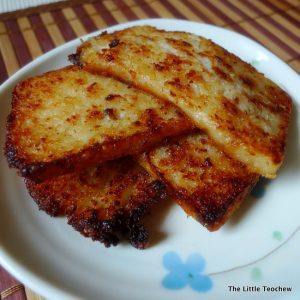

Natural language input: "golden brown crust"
[25,157,167,248]
[26,130,258,240]
[76,25,292,178]
[5,65,192,181]
[138,130,259,231]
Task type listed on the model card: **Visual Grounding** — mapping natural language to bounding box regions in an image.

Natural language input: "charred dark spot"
[153,63,165,71]
[68,210,120,247]
[105,53,114,62]
[222,97,239,115]
[6,112,15,124]
[79,172,89,184]
[88,110,103,119]
[229,177,243,189]
[68,205,151,249]
[129,224,149,249]
[200,138,207,144]
[38,198,61,216]
[25,179,62,216]
[101,219,114,232]
[109,39,119,48]
[182,40,192,47]
[99,30,107,36]
[4,141,20,169]
[167,77,182,89]
[65,170,166,249]
[105,94,123,101]
[214,55,233,71]
[166,38,192,48]
[21,163,43,178]
[148,180,167,199]
[104,108,118,120]
[186,69,196,78]
[240,76,255,88]
[213,66,232,82]
[143,108,161,132]
[68,53,83,68]
[186,69,203,82]
[203,158,213,167]
[202,209,221,224]
[86,82,97,93]
[167,54,183,65]
[66,114,79,124]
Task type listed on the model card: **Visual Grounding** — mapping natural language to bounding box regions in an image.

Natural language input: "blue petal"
[185,253,205,273]
[189,274,213,292]
[162,272,188,290]
[163,252,183,271]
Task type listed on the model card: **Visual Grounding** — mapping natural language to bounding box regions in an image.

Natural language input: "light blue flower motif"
[250,59,260,67]
[162,251,213,292]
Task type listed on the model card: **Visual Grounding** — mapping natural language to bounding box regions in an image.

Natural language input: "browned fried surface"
[25,157,166,248]
[26,130,258,240]
[138,130,259,231]
[77,26,292,178]
[6,65,192,181]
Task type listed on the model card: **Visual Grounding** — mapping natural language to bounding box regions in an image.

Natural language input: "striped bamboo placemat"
[0,0,299,299]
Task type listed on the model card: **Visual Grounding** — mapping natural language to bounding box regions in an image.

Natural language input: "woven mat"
[0,0,62,14]
[0,0,299,299]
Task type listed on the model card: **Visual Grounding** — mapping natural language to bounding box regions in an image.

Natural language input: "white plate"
[0,19,299,300]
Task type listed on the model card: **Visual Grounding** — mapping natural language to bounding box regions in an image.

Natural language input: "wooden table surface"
[0,0,299,299]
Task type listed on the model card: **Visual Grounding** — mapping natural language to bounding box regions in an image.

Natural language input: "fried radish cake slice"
[25,157,166,249]
[75,26,292,178]
[138,130,259,231]
[5,65,192,181]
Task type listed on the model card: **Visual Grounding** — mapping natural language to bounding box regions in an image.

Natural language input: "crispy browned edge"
[68,179,166,249]
[5,67,193,182]
[171,176,259,231]
[72,27,293,174]
[139,134,259,231]
[25,159,167,249]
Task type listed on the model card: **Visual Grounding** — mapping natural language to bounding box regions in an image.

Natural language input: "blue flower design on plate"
[162,251,213,292]
[250,59,260,67]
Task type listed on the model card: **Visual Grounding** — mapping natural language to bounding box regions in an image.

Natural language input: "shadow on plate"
[278,104,300,176]
[142,197,174,247]
[226,178,269,228]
